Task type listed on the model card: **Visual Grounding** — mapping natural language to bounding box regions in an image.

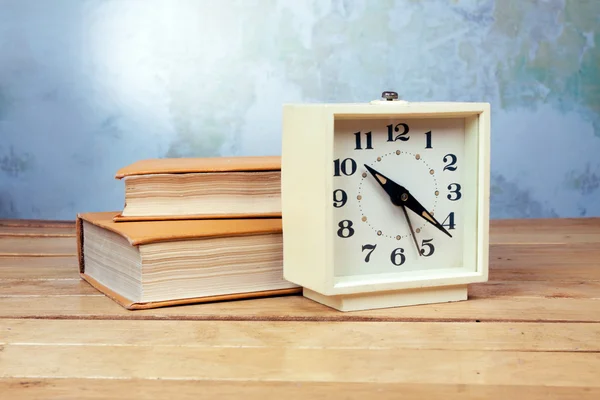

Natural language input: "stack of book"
[76,156,301,309]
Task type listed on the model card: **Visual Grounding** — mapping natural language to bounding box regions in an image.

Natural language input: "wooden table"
[0,218,599,399]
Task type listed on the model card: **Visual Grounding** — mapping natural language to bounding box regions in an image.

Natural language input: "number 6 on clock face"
[281,99,490,312]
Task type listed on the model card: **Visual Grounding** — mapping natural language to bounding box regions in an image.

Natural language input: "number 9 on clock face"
[333,117,469,278]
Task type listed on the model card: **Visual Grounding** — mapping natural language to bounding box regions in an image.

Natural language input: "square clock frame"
[281,95,490,312]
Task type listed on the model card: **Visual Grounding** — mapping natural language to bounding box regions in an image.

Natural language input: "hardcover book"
[76,211,300,310]
[114,156,282,221]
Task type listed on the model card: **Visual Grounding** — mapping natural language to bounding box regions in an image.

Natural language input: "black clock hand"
[363,164,406,202]
[363,164,452,238]
[363,163,421,253]
[402,190,452,238]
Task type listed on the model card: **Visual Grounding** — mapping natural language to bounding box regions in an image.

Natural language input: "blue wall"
[1,0,599,220]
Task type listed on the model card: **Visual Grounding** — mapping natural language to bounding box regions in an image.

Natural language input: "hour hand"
[363,164,407,202]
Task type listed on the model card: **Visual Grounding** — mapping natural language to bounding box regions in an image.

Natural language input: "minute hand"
[363,164,452,238]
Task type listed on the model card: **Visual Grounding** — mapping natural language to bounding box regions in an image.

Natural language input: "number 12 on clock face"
[332,117,468,278]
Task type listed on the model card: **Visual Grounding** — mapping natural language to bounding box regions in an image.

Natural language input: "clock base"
[303,285,468,312]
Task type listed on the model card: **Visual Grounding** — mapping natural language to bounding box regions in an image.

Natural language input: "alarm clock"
[281,91,490,311]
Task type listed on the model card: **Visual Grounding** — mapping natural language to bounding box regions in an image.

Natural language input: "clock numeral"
[337,220,355,238]
[386,123,409,142]
[424,131,432,149]
[447,183,462,201]
[390,248,406,266]
[353,131,373,150]
[361,244,377,262]
[333,158,357,176]
[443,154,457,171]
[332,189,348,208]
[420,239,435,257]
[442,212,456,230]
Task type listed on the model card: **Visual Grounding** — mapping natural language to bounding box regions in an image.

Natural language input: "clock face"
[332,117,469,278]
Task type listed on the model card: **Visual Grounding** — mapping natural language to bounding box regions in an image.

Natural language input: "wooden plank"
[1,319,598,352]
[490,217,600,233]
[493,233,600,245]
[1,344,598,385]
[0,280,99,296]
[1,379,597,400]
[490,243,600,282]
[0,256,79,280]
[0,219,74,227]
[0,226,75,235]
[0,295,598,322]
[469,281,600,299]
[1,278,598,299]
[0,236,76,256]
[490,217,600,245]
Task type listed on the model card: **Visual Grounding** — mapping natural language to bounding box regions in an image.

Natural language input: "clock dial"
[333,117,467,277]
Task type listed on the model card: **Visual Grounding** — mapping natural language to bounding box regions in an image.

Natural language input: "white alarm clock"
[281,91,490,311]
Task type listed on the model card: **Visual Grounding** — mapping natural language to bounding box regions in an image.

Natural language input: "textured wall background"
[0,0,599,220]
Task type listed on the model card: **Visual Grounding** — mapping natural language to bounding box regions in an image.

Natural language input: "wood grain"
[490,217,600,232]
[489,243,600,281]
[0,219,74,227]
[490,217,600,245]
[1,379,597,400]
[469,280,600,299]
[0,279,99,296]
[0,226,75,235]
[0,295,598,322]
[1,319,598,352]
[2,344,599,385]
[0,236,76,256]
[0,217,599,398]
[2,278,599,299]
[0,256,78,280]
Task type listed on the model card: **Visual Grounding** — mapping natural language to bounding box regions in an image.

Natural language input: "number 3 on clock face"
[332,117,468,277]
